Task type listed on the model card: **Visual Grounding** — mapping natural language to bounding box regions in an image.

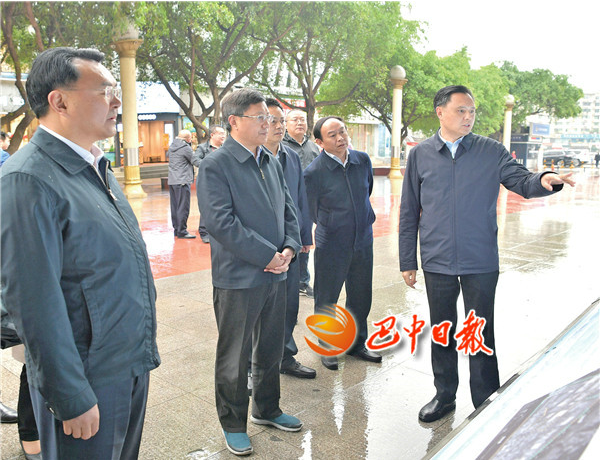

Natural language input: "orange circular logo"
[305,304,357,356]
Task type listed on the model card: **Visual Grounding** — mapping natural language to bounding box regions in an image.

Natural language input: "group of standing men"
[1,45,575,460]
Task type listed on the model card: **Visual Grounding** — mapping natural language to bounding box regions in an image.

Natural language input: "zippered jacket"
[1,129,160,420]
[399,132,561,275]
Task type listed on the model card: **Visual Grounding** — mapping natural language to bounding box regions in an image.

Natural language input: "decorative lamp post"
[503,94,515,152]
[388,65,408,180]
[113,24,146,199]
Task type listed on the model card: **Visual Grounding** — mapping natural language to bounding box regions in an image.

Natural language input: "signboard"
[530,123,550,136]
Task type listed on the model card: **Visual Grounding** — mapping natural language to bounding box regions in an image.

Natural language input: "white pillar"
[388,65,407,180]
[503,94,515,152]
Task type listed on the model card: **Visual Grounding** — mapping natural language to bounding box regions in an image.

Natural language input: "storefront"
[115,81,180,166]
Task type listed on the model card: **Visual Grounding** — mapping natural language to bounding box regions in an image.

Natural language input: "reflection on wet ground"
[1,169,599,459]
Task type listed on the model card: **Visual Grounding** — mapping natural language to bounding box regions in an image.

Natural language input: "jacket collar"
[31,128,92,175]
[283,131,309,147]
[224,136,271,165]
[434,131,475,157]
[321,148,359,170]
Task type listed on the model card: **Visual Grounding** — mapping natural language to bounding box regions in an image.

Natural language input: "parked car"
[567,149,592,164]
[542,150,581,167]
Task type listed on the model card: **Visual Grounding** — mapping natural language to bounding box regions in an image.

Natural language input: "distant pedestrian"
[167,129,196,239]
[192,125,226,243]
[595,152,600,168]
[0,131,11,167]
[399,85,575,424]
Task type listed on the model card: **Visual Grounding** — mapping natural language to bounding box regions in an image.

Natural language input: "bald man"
[167,129,196,239]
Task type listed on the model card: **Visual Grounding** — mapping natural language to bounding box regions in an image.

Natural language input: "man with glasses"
[1,47,160,459]
[197,88,303,456]
[282,109,320,299]
[263,98,316,379]
[399,85,575,423]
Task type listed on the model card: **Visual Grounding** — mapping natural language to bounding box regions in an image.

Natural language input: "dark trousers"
[298,251,311,288]
[282,258,300,365]
[423,271,500,408]
[313,245,373,350]
[169,184,191,236]
[197,209,208,237]
[214,282,285,432]
[18,364,39,442]
[30,372,149,460]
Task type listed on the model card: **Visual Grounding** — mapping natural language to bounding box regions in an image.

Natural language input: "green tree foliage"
[1,1,119,150]
[126,1,298,137]
[253,1,410,132]
[500,62,583,131]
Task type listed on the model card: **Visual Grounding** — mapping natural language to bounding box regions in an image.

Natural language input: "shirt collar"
[324,149,348,167]
[39,124,104,168]
[438,130,464,158]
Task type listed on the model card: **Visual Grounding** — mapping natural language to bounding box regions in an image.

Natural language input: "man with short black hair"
[197,88,303,456]
[399,85,574,423]
[1,46,160,459]
[264,98,316,379]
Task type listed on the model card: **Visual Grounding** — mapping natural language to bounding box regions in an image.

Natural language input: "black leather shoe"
[347,346,382,363]
[321,356,338,370]
[418,397,456,423]
[200,235,210,243]
[280,361,316,379]
[177,233,196,239]
[0,402,18,423]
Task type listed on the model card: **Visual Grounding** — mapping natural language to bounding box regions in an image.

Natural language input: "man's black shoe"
[280,361,316,379]
[299,285,314,298]
[200,234,210,243]
[418,397,456,423]
[0,402,18,423]
[177,233,196,239]
[321,356,338,370]
[347,346,382,363]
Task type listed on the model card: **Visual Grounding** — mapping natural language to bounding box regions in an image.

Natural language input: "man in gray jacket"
[197,88,303,456]
[399,85,574,423]
[167,129,195,238]
[1,47,159,460]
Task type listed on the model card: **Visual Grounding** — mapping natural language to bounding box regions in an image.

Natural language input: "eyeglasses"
[270,117,286,126]
[62,86,121,101]
[237,114,274,123]
[288,117,306,124]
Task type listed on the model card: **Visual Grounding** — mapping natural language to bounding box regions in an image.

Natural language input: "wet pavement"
[1,166,600,459]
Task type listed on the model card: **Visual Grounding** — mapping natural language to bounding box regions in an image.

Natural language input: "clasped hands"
[264,247,295,274]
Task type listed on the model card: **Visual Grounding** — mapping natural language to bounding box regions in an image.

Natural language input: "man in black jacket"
[282,109,320,298]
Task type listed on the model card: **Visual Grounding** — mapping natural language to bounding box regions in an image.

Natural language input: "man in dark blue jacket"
[1,47,160,459]
[264,98,316,379]
[399,85,574,423]
[304,116,381,371]
[197,89,303,456]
